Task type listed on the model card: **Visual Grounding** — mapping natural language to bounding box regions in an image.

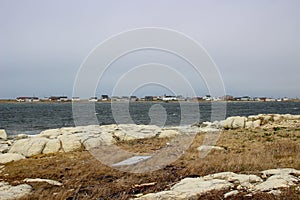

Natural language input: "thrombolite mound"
[0,114,299,163]
[3,123,213,161]
[135,168,300,199]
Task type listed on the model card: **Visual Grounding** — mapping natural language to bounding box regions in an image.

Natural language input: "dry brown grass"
[0,126,300,199]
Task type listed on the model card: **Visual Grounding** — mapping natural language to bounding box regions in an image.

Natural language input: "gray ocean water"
[0,102,299,136]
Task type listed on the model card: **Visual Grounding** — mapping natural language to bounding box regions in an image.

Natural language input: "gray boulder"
[245,119,261,129]
[252,119,261,128]
[221,116,247,129]
[0,153,25,164]
[245,121,253,129]
[0,182,32,200]
[42,139,61,154]
[232,117,247,129]
[220,117,235,129]
[9,138,49,157]
[0,129,7,140]
[0,143,9,153]
[58,134,82,152]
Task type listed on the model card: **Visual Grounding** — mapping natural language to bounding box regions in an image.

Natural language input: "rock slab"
[0,182,32,200]
[24,178,63,186]
[136,178,233,199]
[136,168,300,199]
[0,130,7,140]
[9,138,49,157]
[0,153,25,164]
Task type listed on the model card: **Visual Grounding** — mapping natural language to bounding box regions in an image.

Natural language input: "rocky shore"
[0,113,299,199]
[1,113,299,162]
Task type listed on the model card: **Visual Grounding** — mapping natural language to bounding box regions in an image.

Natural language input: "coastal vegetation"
[0,114,299,199]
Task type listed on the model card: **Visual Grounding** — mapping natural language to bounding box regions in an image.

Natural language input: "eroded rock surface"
[0,114,299,162]
[0,129,7,140]
[135,168,300,199]
[0,153,25,164]
[0,182,32,200]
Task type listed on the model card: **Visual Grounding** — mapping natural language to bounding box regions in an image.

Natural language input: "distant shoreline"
[0,99,300,103]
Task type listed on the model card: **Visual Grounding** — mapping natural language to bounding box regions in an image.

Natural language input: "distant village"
[12,95,294,103]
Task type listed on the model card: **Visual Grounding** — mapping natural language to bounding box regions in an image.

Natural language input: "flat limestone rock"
[137,178,233,199]
[254,174,299,191]
[261,168,300,176]
[136,168,300,199]
[203,172,263,185]
[0,153,25,164]
[171,178,233,193]
[158,130,179,138]
[24,178,63,186]
[112,156,152,166]
[0,182,32,200]
[197,145,225,152]
[113,124,160,141]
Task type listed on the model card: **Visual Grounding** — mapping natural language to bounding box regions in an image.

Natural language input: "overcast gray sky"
[1,0,299,98]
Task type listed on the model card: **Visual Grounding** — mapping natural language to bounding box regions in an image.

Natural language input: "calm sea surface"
[0,102,299,136]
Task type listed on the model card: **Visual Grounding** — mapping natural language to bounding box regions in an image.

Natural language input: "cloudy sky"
[1,0,299,99]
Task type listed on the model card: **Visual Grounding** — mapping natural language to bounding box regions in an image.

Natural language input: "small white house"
[72,97,80,101]
[162,96,177,101]
[89,97,98,102]
[16,97,39,102]
[203,95,212,101]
